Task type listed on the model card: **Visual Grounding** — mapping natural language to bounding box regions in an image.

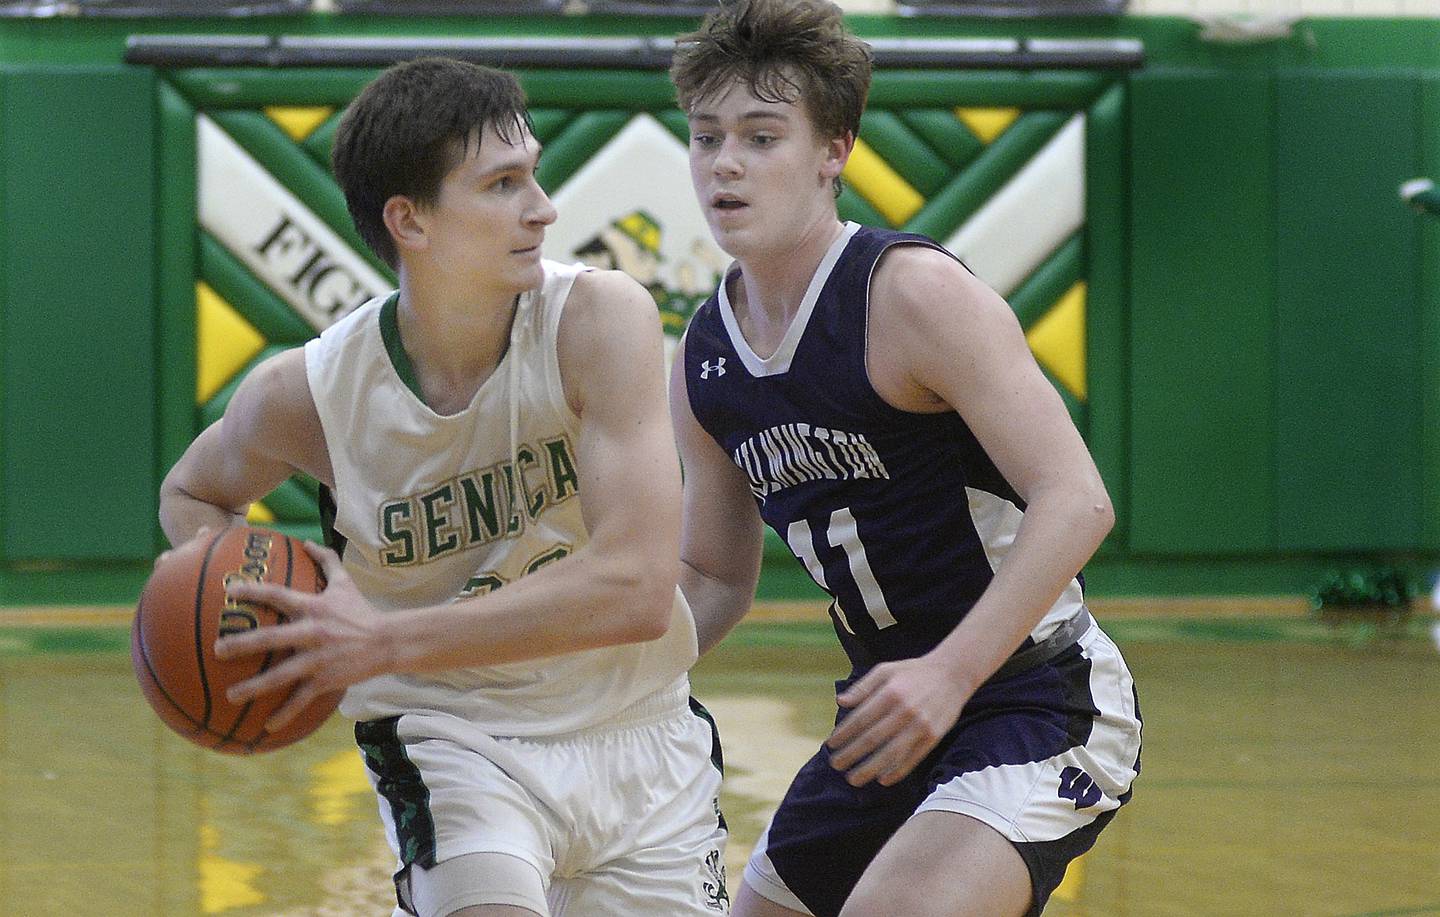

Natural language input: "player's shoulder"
[563,267,661,337]
[568,266,652,308]
[871,241,1003,326]
[244,345,309,396]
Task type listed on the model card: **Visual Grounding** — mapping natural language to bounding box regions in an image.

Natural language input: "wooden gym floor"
[1,599,1437,916]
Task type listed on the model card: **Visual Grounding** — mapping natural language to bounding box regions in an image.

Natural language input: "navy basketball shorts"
[743,621,1142,917]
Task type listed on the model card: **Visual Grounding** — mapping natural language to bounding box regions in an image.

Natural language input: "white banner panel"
[198,114,390,331]
[944,113,1086,298]
[545,113,728,344]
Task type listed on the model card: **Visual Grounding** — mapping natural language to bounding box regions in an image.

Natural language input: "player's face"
[422,122,557,295]
[687,80,846,260]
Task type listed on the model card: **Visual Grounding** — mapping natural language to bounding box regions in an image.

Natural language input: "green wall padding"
[1128,71,1275,555]
[1424,74,1440,551]
[1273,71,1423,551]
[156,80,198,489]
[1085,83,1129,548]
[0,67,157,562]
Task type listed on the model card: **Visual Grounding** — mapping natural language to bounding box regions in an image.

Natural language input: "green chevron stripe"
[529,108,576,143]
[903,111,1069,241]
[837,183,889,228]
[258,475,322,523]
[301,108,344,166]
[1009,233,1084,332]
[200,233,316,344]
[158,80,199,467]
[656,108,691,145]
[207,110,394,280]
[200,344,295,427]
[858,110,951,198]
[1084,82,1128,539]
[167,69,381,108]
[1039,362,1087,427]
[869,71,1111,109]
[296,106,573,171]
[899,109,985,169]
[536,110,633,193]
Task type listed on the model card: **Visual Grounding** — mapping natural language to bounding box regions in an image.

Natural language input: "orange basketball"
[131,525,341,754]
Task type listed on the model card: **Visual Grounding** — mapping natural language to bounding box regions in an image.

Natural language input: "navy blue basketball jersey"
[684,222,1085,672]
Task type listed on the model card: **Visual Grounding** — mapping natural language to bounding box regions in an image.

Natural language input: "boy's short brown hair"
[332,57,532,269]
[670,0,872,143]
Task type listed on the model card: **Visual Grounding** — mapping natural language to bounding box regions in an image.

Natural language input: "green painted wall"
[1128,70,1275,556]
[0,66,157,563]
[1273,71,1424,552]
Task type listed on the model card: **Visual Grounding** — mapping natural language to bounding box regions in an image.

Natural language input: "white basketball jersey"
[305,260,697,736]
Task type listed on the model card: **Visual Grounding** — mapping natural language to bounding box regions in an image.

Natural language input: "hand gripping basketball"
[217,538,387,731]
[131,525,342,753]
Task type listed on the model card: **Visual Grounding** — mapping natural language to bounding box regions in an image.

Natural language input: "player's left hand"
[826,654,974,787]
[215,541,389,729]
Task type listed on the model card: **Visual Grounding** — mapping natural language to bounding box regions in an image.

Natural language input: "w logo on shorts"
[1058,766,1103,809]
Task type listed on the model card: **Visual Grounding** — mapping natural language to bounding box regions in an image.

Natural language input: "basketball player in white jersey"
[159,58,728,917]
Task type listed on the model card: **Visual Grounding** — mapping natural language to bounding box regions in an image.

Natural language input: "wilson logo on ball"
[219,531,274,637]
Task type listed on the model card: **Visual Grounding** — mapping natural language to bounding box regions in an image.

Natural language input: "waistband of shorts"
[576,677,692,734]
[987,608,1095,684]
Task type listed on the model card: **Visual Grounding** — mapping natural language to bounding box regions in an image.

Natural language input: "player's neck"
[733,216,845,325]
[393,268,523,414]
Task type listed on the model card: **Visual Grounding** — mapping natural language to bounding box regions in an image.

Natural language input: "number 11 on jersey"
[786,507,898,633]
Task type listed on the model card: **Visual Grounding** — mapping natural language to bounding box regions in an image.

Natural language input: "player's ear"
[821,130,854,183]
[383,195,427,255]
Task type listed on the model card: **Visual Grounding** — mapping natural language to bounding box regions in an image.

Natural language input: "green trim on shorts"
[355,716,438,870]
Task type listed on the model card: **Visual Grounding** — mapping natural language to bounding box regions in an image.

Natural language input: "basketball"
[131,525,341,754]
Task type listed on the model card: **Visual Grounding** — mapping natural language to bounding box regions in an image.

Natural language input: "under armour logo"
[701,358,727,379]
[1058,766,1102,809]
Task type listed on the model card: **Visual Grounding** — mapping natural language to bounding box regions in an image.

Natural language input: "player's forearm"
[681,559,757,654]
[383,546,678,672]
[929,483,1113,692]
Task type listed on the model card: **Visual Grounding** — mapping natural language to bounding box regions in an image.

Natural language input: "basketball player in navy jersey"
[668,2,1142,915]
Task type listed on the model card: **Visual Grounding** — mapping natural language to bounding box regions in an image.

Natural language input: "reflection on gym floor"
[2,611,1438,916]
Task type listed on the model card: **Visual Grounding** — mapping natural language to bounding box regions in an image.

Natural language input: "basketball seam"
[135,594,212,736]
[193,530,226,728]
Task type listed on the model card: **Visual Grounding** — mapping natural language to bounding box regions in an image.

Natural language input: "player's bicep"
[561,273,682,555]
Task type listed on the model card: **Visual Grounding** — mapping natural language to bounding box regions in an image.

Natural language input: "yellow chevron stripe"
[263,105,334,142]
[196,282,266,404]
[246,502,276,524]
[1025,282,1086,400]
[956,107,1021,144]
[842,137,924,226]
